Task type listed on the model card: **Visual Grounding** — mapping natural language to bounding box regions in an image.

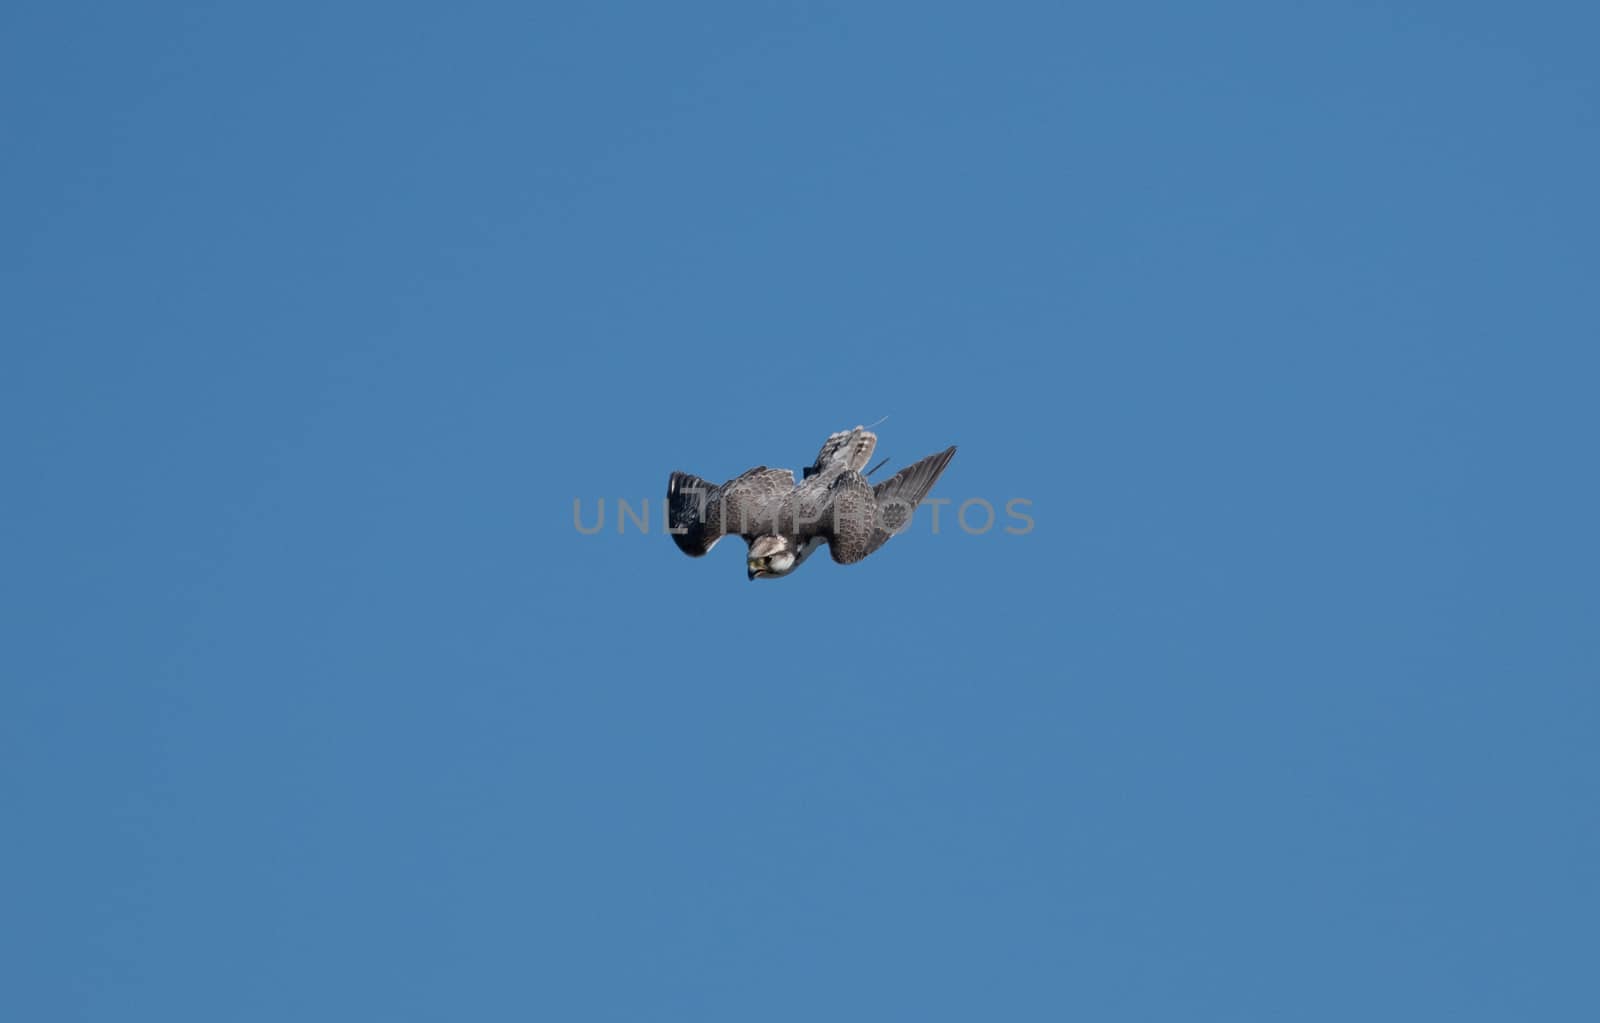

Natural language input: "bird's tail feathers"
[808,426,878,476]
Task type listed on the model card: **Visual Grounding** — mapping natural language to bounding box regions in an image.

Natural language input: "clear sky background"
[4,2,1597,1019]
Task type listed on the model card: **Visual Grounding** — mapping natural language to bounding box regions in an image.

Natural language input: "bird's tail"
[806,426,878,477]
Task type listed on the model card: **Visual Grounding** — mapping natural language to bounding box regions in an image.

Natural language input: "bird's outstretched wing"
[824,446,956,564]
[667,467,795,556]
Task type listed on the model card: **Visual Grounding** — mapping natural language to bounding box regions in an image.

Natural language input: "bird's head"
[747,535,798,581]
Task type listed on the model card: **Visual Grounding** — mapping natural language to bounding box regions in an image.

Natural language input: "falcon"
[667,426,956,580]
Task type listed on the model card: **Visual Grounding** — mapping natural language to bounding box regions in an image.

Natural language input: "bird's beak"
[747,565,759,581]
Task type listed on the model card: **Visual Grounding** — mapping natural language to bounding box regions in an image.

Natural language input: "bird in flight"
[668,425,956,580]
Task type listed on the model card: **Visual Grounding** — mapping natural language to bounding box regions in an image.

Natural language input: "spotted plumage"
[668,426,956,580]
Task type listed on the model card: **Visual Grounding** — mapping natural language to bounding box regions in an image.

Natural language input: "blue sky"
[4,2,1597,1019]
